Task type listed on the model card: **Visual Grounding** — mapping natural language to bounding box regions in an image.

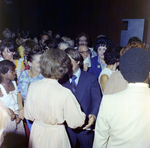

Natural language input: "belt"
[35,120,64,128]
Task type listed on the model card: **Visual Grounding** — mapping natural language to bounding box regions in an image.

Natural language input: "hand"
[16,116,22,125]
[83,114,95,130]
[83,63,89,71]
[7,108,16,121]
[18,109,24,120]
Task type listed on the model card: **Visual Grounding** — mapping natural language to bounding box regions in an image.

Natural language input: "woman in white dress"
[24,49,86,148]
[99,45,121,94]
[0,60,26,147]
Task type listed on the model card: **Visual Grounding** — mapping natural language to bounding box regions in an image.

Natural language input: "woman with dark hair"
[0,39,24,79]
[103,43,145,95]
[44,39,57,49]
[98,45,121,94]
[24,49,85,148]
[17,49,44,131]
[0,60,26,147]
[88,36,114,78]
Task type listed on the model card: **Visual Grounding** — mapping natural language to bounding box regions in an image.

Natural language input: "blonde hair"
[40,49,71,79]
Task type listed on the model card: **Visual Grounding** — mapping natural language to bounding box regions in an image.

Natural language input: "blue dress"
[18,70,44,131]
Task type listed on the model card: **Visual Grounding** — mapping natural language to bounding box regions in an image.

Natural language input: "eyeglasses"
[79,50,90,54]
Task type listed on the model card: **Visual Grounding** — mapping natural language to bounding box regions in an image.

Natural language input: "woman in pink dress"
[24,49,86,148]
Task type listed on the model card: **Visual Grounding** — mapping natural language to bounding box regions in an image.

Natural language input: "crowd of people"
[0,27,150,148]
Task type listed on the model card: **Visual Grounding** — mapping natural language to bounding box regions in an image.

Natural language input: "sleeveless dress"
[98,67,114,94]
[0,81,27,147]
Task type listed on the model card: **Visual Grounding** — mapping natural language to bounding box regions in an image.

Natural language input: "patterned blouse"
[18,70,44,102]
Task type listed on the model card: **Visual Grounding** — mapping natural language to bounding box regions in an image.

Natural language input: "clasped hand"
[83,114,95,130]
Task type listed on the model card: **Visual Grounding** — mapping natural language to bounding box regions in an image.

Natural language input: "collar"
[128,83,149,88]
[98,57,107,70]
[69,68,81,85]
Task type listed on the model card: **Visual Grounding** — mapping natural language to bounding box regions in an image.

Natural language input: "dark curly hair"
[93,37,114,53]
[127,36,142,45]
[75,32,89,46]
[0,60,15,83]
[104,45,121,65]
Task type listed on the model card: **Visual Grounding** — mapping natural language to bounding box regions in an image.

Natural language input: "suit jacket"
[88,56,102,78]
[63,70,101,119]
[93,83,150,148]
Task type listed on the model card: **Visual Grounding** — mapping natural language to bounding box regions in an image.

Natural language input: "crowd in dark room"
[0,0,150,148]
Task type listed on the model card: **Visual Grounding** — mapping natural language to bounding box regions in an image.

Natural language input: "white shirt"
[93,83,150,148]
[69,68,81,85]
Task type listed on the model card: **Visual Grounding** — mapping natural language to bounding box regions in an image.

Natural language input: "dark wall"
[0,0,23,38]
[1,0,150,45]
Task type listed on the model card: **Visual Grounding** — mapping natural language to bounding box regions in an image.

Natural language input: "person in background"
[47,30,53,39]
[78,45,91,71]
[127,36,142,45]
[103,42,145,95]
[39,32,50,51]
[66,40,74,48]
[21,39,39,68]
[17,49,44,131]
[88,36,114,78]
[98,45,121,94]
[54,32,61,39]
[58,42,70,50]
[0,39,24,79]
[2,28,12,40]
[93,48,150,148]
[44,39,57,49]
[24,49,85,148]
[75,32,97,58]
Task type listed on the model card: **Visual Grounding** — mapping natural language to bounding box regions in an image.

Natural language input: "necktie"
[71,75,77,92]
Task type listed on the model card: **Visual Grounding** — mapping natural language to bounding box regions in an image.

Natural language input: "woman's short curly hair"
[40,49,71,79]
[93,36,114,53]
[0,60,15,83]
[104,46,121,65]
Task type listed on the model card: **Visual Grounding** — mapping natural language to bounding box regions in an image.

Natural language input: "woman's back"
[24,78,85,148]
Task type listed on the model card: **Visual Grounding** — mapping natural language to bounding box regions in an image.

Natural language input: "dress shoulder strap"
[0,84,7,96]
[12,81,17,90]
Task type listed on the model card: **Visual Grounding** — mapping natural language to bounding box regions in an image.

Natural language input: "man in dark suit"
[61,48,101,148]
